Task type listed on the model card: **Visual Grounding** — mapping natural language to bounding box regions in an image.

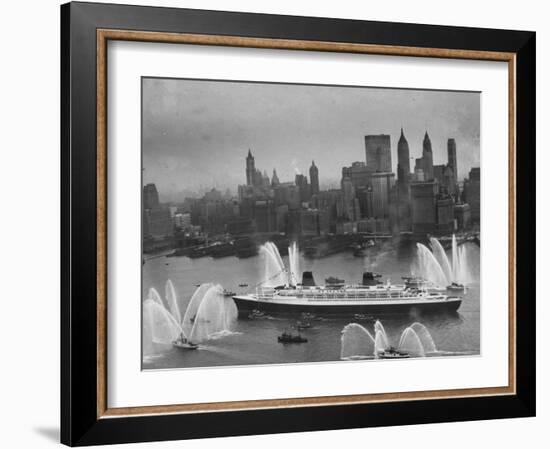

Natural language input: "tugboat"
[248,309,266,319]
[172,333,199,350]
[353,313,374,321]
[446,282,466,292]
[301,312,316,320]
[377,346,410,359]
[278,331,308,344]
[325,276,345,286]
[295,320,312,330]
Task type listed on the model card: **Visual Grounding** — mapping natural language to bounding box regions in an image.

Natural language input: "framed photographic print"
[60,1,536,446]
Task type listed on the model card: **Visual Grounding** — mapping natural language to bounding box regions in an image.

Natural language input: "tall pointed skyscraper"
[309,160,320,195]
[422,131,434,181]
[397,128,410,196]
[246,149,255,186]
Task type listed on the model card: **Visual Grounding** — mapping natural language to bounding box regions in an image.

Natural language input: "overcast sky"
[142,78,480,200]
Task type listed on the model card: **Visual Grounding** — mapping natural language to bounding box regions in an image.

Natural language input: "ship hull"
[233,295,461,316]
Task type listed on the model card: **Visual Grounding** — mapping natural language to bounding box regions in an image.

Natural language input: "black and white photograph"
[141,77,481,369]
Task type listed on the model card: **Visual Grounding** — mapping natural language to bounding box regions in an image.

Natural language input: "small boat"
[301,312,316,320]
[248,309,265,319]
[278,332,308,344]
[377,347,410,359]
[172,333,199,350]
[325,276,345,285]
[295,320,312,330]
[352,245,366,257]
[353,313,374,321]
[238,283,249,287]
[447,282,466,292]
[223,289,236,297]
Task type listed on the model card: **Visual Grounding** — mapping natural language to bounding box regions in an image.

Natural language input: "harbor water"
[142,241,480,369]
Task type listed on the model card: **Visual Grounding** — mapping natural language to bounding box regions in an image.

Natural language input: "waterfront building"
[454,202,471,231]
[410,180,438,234]
[300,209,322,236]
[341,174,356,220]
[436,191,455,234]
[253,199,276,233]
[143,183,160,209]
[311,189,342,232]
[273,182,301,209]
[142,208,150,237]
[295,173,311,202]
[142,183,173,238]
[226,217,255,235]
[275,205,289,233]
[342,161,372,189]
[365,134,392,172]
[464,167,480,223]
[144,207,173,238]
[336,221,355,235]
[369,172,395,219]
[173,212,191,230]
[442,165,457,196]
[203,187,223,202]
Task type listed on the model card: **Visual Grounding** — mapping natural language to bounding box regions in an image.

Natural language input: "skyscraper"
[295,174,311,202]
[410,181,437,234]
[143,183,160,209]
[246,149,255,186]
[365,134,392,172]
[464,167,480,223]
[422,131,434,181]
[271,169,280,186]
[341,174,355,220]
[396,129,412,231]
[397,128,411,197]
[309,160,319,195]
[447,138,458,181]
[369,172,395,219]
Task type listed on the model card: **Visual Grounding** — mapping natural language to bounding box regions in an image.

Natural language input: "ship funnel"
[301,271,316,286]
[362,272,381,286]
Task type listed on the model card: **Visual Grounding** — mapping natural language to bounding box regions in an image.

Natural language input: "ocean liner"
[233,271,462,316]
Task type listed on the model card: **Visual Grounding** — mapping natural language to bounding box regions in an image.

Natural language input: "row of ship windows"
[267,293,437,300]
[257,296,443,302]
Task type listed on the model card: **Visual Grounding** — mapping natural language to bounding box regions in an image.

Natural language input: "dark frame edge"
[514,31,536,417]
[60,2,72,446]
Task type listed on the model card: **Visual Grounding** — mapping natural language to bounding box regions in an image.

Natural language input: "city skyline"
[142,78,480,201]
